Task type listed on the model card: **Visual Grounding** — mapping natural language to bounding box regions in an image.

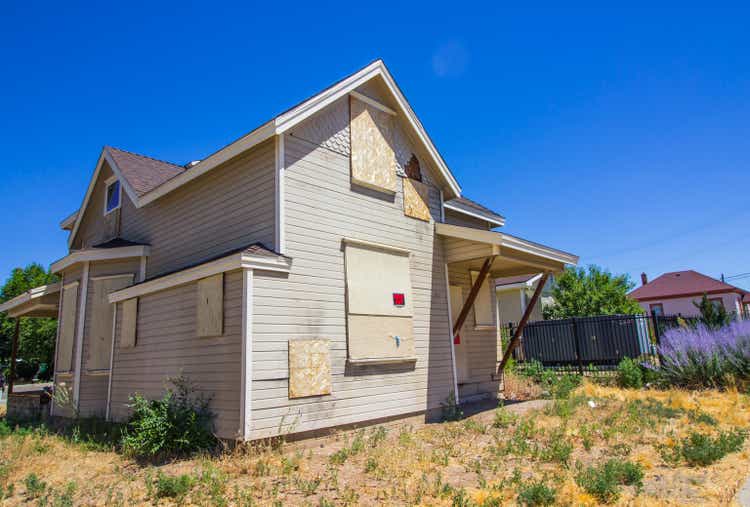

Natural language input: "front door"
[449,285,469,383]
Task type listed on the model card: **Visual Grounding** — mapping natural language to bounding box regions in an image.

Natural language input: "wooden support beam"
[8,318,20,395]
[452,255,497,338]
[498,271,550,375]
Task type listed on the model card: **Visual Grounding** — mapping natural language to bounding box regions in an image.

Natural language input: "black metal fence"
[509,314,690,373]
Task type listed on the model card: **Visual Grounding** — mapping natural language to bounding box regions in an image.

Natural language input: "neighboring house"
[494,274,550,329]
[629,270,746,317]
[0,60,577,440]
[744,293,750,316]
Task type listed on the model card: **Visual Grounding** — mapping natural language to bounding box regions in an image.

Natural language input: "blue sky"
[1,3,749,290]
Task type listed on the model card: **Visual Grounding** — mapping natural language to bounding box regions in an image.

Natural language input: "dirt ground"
[0,383,749,506]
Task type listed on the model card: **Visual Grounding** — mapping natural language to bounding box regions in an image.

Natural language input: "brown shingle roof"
[106,146,186,196]
[629,270,745,301]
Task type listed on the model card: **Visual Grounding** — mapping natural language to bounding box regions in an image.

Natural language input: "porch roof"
[0,283,61,318]
[435,222,578,277]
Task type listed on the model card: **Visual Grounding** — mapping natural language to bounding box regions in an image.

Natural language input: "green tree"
[543,265,643,319]
[0,263,59,375]
[693,293,731,329]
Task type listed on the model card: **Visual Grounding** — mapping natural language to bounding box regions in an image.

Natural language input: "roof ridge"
[106,145,185,171]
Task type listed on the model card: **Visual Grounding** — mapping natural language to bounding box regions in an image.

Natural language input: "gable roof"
[445,196,505,227]
[67,60,463,247]
[629,270,746,301]
[106,147,185,196]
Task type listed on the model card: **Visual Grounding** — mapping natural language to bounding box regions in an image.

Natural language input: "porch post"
[452,255,497,339]
[498,271,549,374]
[8,318,20,395]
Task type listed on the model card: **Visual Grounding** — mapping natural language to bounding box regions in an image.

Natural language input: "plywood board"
[350,96,397,193]
[344,242,413,317]
[88,275,133,370]
[120,298,138,348]
[347,315,415,361]
[288,339,332,398]
[197,273,223,337]
[403,178,431,222]
[57,284,78,372]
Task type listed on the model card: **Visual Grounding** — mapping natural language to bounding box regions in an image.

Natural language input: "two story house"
[1,61,577,440]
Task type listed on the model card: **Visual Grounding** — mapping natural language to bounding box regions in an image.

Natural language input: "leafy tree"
[543,265,642,319]
[0,263,59,375]
[693,293,731,329]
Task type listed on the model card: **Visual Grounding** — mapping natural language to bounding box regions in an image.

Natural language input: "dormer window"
[104,179,121,215]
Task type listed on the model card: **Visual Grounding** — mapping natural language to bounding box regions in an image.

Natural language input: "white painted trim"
[342,237,411,256]
[103,178,122,216]
[109,251,291,303]
[444,264,460,404]
[59,210,78,231]
[72,261,90,407]
[105,302,117,421]
[50,273,65,417]
[443,202,505,227]
[520,289,528,315]
[90,274,135,282]
[349,90,397,116]
[240,268,253,439]
[439,190,446,223]
[435,222,578,266]
[495,273,544,292]
[138,257,147,282]
[51,245,151,273]
[275,134,286,254]
[347,357,418,365]
[0,282,61,314]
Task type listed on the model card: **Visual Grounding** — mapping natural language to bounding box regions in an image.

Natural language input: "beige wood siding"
[78,259,140,418]
[248,106,453,438]
[109,270,243,439]
[72,162,121,249]
[119,140,276,278]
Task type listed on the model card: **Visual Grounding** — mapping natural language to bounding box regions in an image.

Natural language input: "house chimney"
[641,272,648,285]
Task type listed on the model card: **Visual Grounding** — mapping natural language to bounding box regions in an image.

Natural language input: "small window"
[105,180,121,215]
[649,303,664,317]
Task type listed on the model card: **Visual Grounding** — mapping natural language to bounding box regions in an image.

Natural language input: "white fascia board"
[109,252,291,303]
[51,245,151,274]
[0,282,62,314]
[67,149,141,248]
[59,210,79,230]
[137,121,276,207]
[443,202,505,227]
[500,234,579,265]
[495,274,543,292]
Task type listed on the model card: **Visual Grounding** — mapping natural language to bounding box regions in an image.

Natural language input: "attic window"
[104,180,121,215]
[404,154,422,181]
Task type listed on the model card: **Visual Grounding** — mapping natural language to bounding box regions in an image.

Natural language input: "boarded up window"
[350,96,397,193]
[87,275,134,371]
[344,241,415,362]
[403,178,431,222]
[288,339,332,398]
[120,298,138,348]
[470,270,494,327]
[57,283,79,372]
[197,274,223,337]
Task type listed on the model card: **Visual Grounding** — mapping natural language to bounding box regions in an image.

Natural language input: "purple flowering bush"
[656,320,750,388]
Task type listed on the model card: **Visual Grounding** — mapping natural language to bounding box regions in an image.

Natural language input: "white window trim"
[103,178,122,216]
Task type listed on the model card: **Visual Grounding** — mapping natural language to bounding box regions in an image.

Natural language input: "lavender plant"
[656,320,750,388]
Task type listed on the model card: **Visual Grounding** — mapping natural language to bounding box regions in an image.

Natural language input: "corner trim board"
[72,261,90,407]
[240,268,253,439]
[275,134,286,254]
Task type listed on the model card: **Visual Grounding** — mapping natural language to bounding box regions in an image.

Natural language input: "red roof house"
[629,270,747,317]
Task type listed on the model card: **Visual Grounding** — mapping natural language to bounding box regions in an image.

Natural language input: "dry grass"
[0,383,749,506]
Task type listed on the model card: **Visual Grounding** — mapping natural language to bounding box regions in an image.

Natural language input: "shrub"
[441,391,463,421]
[23,473,46,498]
[679,429,746,466]
[616,357,643,389]
[492,407,517,429]
[656,320,750,388]
[575,459,643,503]
[151,472,194,500]
[121,376,216,460]
[517,480,556,506]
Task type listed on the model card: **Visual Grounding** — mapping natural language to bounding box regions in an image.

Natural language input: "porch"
[436,223,578,403]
